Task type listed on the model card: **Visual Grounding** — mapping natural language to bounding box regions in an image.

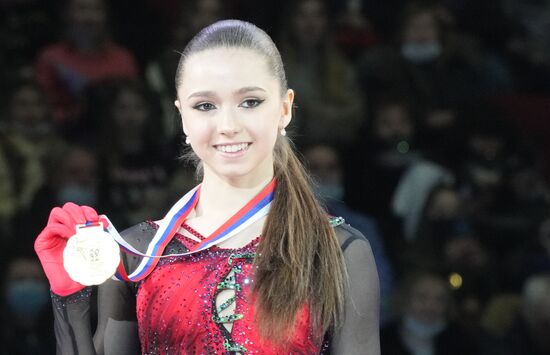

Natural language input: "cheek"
[181,113,208,136]
[254,111,280,144]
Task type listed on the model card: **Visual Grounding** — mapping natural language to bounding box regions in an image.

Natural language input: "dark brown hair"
[175,20,347,342]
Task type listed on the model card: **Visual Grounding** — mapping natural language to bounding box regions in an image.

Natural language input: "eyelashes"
[239,98,265,108]
[193,102,216,111]
[192,98,265,112]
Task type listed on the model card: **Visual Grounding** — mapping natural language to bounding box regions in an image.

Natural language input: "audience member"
[94,80,174,227]
[507,217,550,292]
[1,256,55,355]
[481,274,550,355]
[381,271,479,355]
[358,1,509,121]
[392,161,455,243]
[16,145,99,253]
[327,0,382,60]
[0,0,57,79]
[34,0,138,123]
[0,79,66,238]
[304,143,394,322]
[348,97,420,241]
[503,0,550,93]
[278,0,364,147]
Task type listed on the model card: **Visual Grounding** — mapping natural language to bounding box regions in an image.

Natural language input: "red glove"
[34,202,108,296]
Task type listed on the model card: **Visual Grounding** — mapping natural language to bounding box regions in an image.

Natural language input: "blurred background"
[1,0,550,354]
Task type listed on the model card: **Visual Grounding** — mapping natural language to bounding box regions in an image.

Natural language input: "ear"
[279,89,294,130]
[175,100,188,135]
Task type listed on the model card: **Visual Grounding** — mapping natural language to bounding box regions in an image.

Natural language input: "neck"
[196,167,274,219]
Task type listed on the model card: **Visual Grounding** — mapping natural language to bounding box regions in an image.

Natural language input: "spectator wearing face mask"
[16,145,99,252]
[304,143,394,323]
[381,271,479,355]
[357,2,511,121]
[0,256,55,355]
[34,0,138,123]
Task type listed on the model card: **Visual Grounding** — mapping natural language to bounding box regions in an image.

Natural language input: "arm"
[38,207,148,355]
[330,226,381,355]
[91,222,163,355]
[94,279,139,355]
[50,261,139,355]
[51,288,95,354]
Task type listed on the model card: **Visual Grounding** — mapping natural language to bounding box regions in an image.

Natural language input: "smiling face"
[175,47,293,185]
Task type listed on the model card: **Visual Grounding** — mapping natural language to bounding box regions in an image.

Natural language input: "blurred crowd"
[1,0,550,354]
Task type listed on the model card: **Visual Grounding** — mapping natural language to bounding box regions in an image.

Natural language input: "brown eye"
[240,99,264,108]
[194,102,216,111]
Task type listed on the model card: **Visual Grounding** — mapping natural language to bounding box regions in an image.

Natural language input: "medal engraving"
[63,224,121,286]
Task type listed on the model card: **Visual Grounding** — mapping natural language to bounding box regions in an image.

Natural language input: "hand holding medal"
[34,203,119,295]
[63,222,121,286]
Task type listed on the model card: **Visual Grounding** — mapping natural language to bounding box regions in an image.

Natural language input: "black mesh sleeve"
[330,223,381,355]
[51,288,95,354]
[50,222,162,355]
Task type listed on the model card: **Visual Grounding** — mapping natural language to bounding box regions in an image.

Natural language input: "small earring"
[185,136,190,144]
[280,128,287,137]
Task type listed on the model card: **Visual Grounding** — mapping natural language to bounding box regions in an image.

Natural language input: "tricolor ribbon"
[104,178,276,282]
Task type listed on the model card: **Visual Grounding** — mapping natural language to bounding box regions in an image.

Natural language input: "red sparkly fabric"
[135,226,322,354]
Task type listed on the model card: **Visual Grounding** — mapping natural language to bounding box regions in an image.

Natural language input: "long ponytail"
[254,137,347,341]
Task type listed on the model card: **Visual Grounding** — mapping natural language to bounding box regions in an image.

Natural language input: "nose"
[217,107,241,136]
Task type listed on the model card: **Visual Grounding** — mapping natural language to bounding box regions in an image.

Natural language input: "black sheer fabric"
[329,223,381,354]
[51,222,380,354]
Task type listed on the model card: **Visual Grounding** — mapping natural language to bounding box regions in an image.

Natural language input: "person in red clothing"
[34,20,380,354]
[34,0,138,122]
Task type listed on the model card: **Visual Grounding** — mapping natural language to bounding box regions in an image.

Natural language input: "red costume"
[137,226,322,354]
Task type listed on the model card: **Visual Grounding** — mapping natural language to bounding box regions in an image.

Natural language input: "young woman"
[34,20,380,354]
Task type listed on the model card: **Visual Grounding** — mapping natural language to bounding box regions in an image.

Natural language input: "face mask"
[12,122,52,138]
[68,26,102,52]
[401,42,442,63]
[6,280,50,318]
[57,184,98,206]
[314,183,344,201]
[403,315,446,338]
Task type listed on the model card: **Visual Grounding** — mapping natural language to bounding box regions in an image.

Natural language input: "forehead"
[178,47,278,93]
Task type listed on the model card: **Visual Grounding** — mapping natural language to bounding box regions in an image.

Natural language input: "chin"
[211,161,273,184]
[209,162,254,177]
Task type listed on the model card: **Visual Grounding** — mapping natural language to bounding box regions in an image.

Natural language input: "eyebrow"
[236,86,266,94]
[186,86,266,100]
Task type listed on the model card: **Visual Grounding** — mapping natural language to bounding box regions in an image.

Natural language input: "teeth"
[216,143,249,153]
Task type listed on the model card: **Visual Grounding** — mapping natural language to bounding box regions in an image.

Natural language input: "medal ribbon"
[104,178,276,282]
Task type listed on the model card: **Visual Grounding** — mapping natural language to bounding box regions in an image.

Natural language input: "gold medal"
[63,223,121,286]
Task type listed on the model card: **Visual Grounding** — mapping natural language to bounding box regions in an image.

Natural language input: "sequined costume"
[51,219,380,354]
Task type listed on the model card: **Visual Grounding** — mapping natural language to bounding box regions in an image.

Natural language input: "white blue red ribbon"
[104,179,276,282]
